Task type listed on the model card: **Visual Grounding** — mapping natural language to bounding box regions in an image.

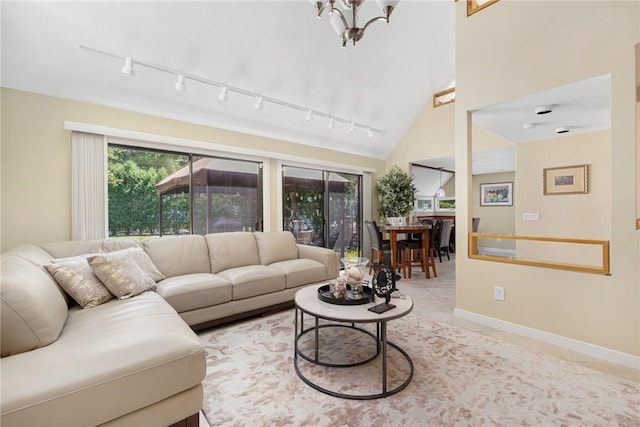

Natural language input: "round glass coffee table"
[293,284,414,400]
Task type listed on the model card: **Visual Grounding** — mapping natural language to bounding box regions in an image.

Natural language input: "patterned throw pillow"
[45,259,113,309]
[88,252,156,299]
[118,247,166,282]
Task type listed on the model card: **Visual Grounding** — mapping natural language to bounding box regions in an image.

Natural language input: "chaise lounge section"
[1,231,339,426]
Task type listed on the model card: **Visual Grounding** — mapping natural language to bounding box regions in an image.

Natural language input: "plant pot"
[386,217,407,226]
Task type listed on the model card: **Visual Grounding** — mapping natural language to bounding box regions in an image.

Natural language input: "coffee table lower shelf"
[293,306,414,400]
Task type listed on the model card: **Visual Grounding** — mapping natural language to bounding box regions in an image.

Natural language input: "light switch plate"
[523,212,539,221]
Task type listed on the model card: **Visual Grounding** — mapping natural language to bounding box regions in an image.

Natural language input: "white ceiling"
[1,0,456,160]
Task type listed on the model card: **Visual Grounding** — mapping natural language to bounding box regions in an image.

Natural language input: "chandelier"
[310,0,399,48]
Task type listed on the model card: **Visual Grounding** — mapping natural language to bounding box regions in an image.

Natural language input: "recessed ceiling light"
[534,105,554,115]
[555,127,570,134]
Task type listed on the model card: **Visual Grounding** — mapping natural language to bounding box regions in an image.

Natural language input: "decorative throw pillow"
[88,252,156,299]
[45,259,113,308]
[118,247,166,282]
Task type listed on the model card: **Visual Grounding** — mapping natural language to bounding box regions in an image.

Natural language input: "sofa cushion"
[0,292,205,427]
[143,235,211,278]
[2,244,54,266]
[217,265,285,300]
[269,259,328,289]
[45,258,114,308]
[88,252,157,299]
[155,273,232,312]
[253,231,299,266]
[205,232,260,274]
[39,239,140,259]
[1,256,68,357]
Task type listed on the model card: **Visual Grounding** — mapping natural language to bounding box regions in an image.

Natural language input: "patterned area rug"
[199,310,639,426]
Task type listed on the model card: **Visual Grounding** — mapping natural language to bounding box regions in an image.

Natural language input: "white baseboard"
[454,308,640,370]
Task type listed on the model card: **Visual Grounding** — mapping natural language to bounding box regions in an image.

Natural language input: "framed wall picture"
[414,196,434,213]
[543,164,589,195]
[480,182,513,206]
[436,197,456,212]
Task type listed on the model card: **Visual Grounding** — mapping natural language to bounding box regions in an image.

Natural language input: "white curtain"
[71,131,107,240]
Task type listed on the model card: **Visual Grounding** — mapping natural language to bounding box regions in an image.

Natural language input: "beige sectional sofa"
[1,231,339,426]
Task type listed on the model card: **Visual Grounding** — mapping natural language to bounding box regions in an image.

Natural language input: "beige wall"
[0,88,385,251]
[471,171,516,250]
[456,1,639,355]
[387,101,455,173]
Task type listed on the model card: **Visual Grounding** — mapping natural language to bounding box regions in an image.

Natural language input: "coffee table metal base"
[294,307,414,400]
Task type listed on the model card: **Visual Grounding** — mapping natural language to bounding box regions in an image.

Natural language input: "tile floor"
[197,254,638,426]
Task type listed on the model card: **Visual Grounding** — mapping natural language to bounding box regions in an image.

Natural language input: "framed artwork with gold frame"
[543,164,589,195]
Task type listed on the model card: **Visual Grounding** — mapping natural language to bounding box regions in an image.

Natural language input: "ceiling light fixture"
[328,117,335,129]
[175,74,186,92]
[523,123,537,130]
[305,109,313,121]
[555,126,570,134]
[218,85,228,102]
[79,44,385,136]
[436,168,446,198]
[121,57,135,75]
[534,105,554,115]
[254,96,263,110]
[366,127,373,138]
[311,0,399,48]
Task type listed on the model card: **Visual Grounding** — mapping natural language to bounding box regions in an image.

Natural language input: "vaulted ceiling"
[1,1,456,159]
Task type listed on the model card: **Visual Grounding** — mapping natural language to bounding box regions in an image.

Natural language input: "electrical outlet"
[494,286,505,301]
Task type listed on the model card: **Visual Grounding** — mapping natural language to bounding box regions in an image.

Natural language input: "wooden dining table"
[380,224,433,279]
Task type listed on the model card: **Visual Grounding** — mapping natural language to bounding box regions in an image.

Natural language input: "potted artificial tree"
[375,165,417,225]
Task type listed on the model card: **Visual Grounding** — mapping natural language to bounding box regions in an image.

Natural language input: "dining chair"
[424,219,439,277]
[400,226,427,279]
[438,219,454,262]
[364,220,405,278]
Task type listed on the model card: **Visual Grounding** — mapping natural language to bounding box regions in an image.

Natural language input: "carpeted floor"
[199,309,639,426]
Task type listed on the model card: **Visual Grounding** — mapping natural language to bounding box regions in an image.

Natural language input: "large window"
[108,145,262,238]
[282,166,362,257]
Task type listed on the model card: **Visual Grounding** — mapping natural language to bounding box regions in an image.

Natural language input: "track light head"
[219,85,228,101]
[175,74,186,92]
[366,128,373,138]
[305,109,313,121]
[328,117,335,129]
[254,96,263,110]
[122,57,135,76]
[349,121,355,132]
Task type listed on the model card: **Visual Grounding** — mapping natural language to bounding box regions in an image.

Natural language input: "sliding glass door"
[282,166,362,256]
[108,145,263,238]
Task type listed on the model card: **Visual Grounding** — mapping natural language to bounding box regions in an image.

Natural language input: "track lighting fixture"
[122,57,135,75]
[366,127,373,138]
[254,96,263,110]
[218,86,228,101]
[175,74,186,92]
[79,44,385,137]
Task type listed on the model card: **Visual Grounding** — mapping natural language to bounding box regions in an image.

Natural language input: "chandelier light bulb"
[121,57,135,75]
[305,109,313,121]
[175,74,186,92]
[219,85,228,101]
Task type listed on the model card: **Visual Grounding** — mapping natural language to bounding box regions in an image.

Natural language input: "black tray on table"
[317,284,372,305]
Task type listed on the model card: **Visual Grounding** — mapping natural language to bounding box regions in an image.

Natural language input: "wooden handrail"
[467,0,500,16]
[468,232,610,275]
[433,87,455,108]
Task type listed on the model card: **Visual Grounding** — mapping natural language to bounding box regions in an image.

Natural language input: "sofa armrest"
[296,245,339,280]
